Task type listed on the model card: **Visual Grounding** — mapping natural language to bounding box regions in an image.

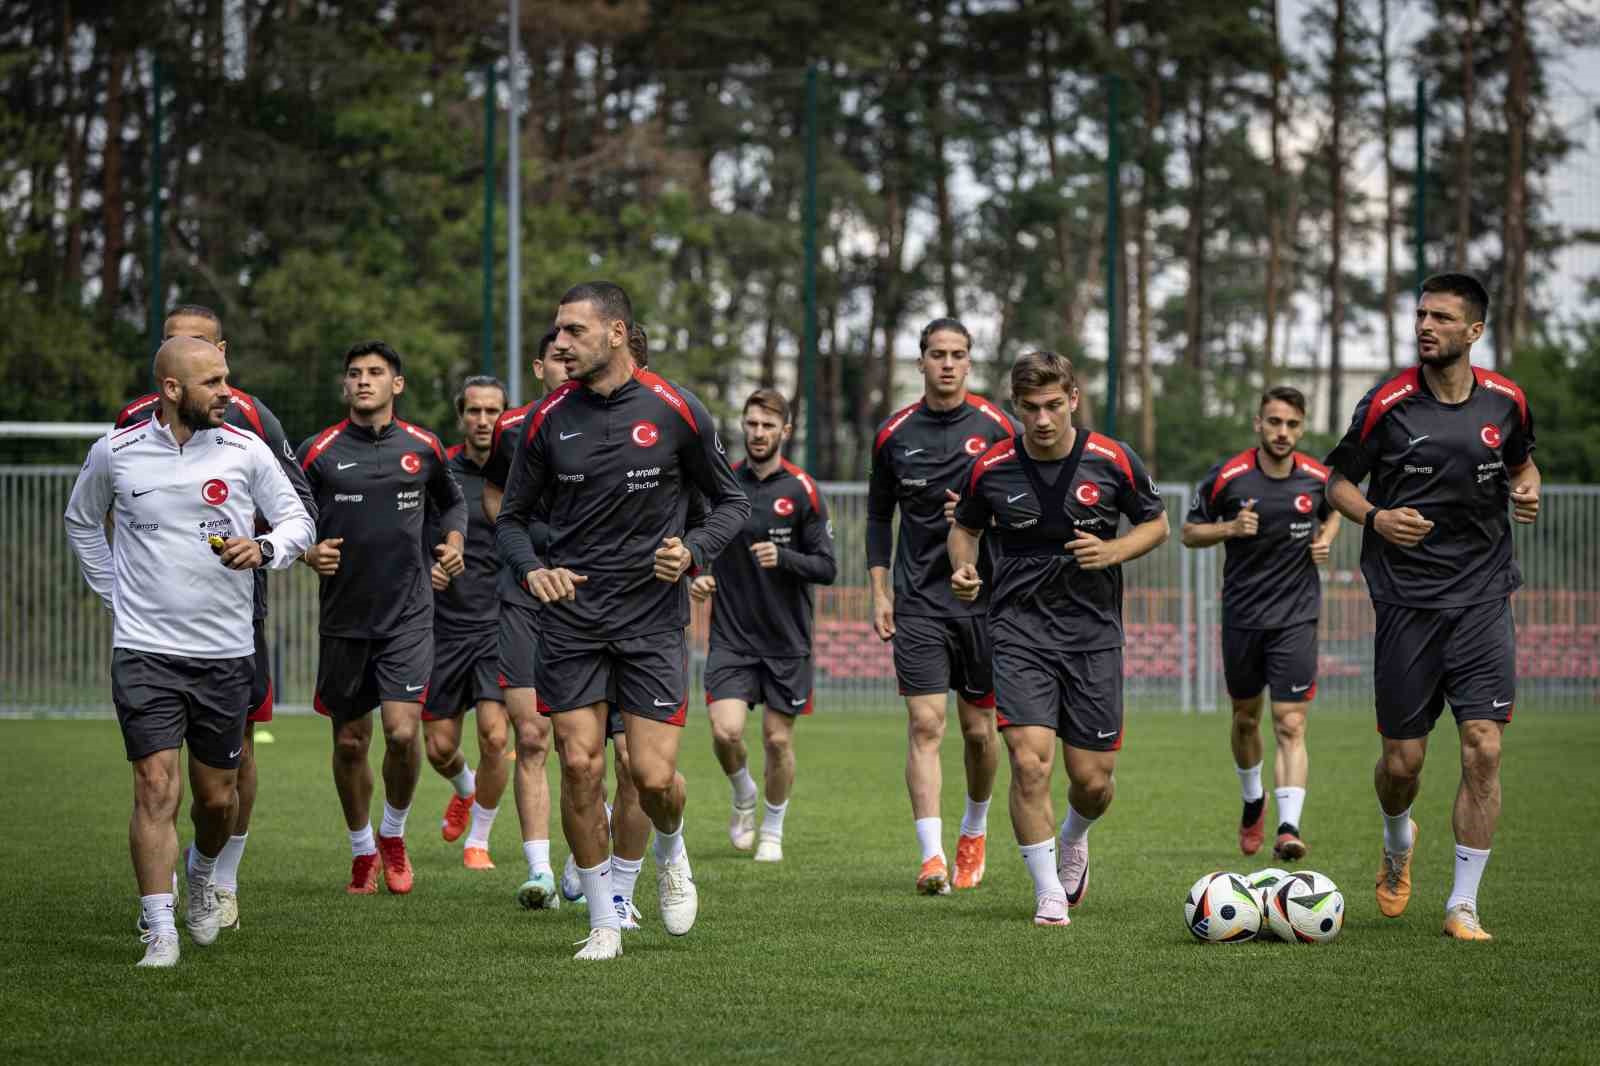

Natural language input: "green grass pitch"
[2,704,1598,1065]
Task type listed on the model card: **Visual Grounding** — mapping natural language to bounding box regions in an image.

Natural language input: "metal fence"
[3,468,1597,716]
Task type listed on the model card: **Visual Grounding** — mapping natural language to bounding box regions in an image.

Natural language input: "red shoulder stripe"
[1084,432,1135,486]
[492,402,533,455]
[1293,452,1331,483]
[634,369,699,434]
[111,417,151,440]
[116,394,160,429]
[779,458,821,512]
[301,419,349,471]
[874,401,922,455]
[445,443,463,460]
[1210,448,1258,504]
[219,423,253,441]
[524,381,581,444]
[965,393,1015,438]
[969,440,1017,494]
[1360,367,1421,443]
[396,419,445,462]
[227,390,267,439]
[1472,366,1529,428]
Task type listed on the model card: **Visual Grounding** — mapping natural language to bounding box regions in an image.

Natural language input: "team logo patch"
[632,421,660,448]
[1294,493,1314,514]
[1074,481,1101,506]
[201,478,229,506]
[1480,423,1502,449]
[400,452,422,474]
[773,497,796,517]
[963,435,987,456]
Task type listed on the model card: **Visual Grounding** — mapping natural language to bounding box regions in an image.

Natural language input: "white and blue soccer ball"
[1184,871,1262,943]
[1264,870,1345,943]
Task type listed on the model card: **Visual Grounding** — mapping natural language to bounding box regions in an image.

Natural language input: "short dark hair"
[559,281,633,331]
[1260,385,1307,415]
[628,324,649,367]
[1420,272,1489,324]
[165,303,223,335]
[344,340,402,374]
[1010,350,1078,397]
[534,328,559,362]
[919,317,972,354]
[456,375,508,416]
[744,387,790,425]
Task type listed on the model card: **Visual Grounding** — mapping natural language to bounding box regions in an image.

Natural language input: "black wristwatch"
[1364,508,1380,531]
[256,538,276,564]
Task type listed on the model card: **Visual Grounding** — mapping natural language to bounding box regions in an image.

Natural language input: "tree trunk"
[932,100,957,316]
[1499,0,1530,367]
[1264,0,1284,376]
[100,48,128,315]
[62,13,88,293]
[1454,0,1477,266]
[1106,0,1126,427]
[758,273,780,387]
[1328,0,1347,435]
[1182,68,1212,370]
[1380,0,1398,369]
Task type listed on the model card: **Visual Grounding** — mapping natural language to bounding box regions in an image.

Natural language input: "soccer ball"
[1246,868,1291,933]
[1264,870,1345,943]
[1184,871,1262,943]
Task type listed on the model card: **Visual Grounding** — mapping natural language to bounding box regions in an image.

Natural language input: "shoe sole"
[916,875,950,896]
[518,883,556,910]
[1274,839,1308,861]
[1033,916,1070,926]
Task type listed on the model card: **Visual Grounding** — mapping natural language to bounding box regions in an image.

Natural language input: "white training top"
[64,411,316,660]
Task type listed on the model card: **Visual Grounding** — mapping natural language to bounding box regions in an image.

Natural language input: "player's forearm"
[1115,514,1170,565]
[1326,472,1374,524]
[64,517,115,606]
[494,498,545,577]
[777,547,837,585]
[262,511,316,569]
[947,524,980,571]
[1180,521,1232,548]
[683,489,752,571]
[869,565,893,600]
[1509,457,1540,487]
[1316,512,1342,544]
[866,517,893,571]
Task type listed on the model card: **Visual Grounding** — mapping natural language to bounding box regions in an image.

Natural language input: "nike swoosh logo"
[653,698,678,708]
[1097,729,1118,739]
[560,431,583,440]
[1408,435,1429,446]
[790,698,807,706]
[1492,698,1512,708]
[1006,492,1028,503]
[406,683,424,692]
[1290,683,1311,693]
[903,448,925,456]
[228,748,242,759]
[131,488,156,497]
[337,462,358,470]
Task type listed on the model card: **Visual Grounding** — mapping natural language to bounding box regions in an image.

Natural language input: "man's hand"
[943,489,960,527]
[1372,507,1433,547]
[750,541,780,569]
[434,541,464,577]
[871,589,895,641]
[951,563,983,603]
[430,563,450,591]
[526,567,587,603]
[1067,530,1123,571]
[1229,499,1259,539]
[1510,480,1540,524]
[690,575,717,602]
[1309,537,1333,565]
[219,537,263,571]
[303,537,343,576]
[654,536,694,583]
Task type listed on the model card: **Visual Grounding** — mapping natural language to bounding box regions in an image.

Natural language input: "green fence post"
[1105,73,1121,438]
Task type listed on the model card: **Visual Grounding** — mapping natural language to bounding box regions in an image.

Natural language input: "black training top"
[427,445,498,630]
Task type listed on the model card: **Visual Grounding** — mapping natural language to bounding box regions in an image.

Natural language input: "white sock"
[605,802,614,824]
[348,824,377,857]
[1059,805,1097,845]
[914,817,943,862]
[728,766,758,807]
[1020,839,1065,899]
[1274,786,1306,829]
[761,800,789,841]
[578,860,620,930]
[465,802,497,849]
[1237,761,1264,802]
[140,893,177,937]
[522,839,552,878]
[186,846,218,884]
[1382,806,1415,853]
[653,820,686,866]
[215,833,248,892]
[379,802,409,839]
[612,854,644,903]
[960,797,991,838]
[449,766,476,799]
[1446,845,1491,913]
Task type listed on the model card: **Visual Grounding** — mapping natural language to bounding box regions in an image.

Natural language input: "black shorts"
[314,628,433,725]
[111,649,253,769]
[424,624,501,721]
[249,618,273,723]
[892,613,995,706]
[993,641,1124,752]
[1222,621,1319,703]
[1373,598,1517,740]
[497,599,540,690]
[704,647,813,716]
[536,628,689,726]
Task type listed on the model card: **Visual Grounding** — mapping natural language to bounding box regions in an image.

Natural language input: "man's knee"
[1460,722,1503,779]
[477,713,510,761]
[1007,745,1051,797]
[1272,707,1306,745]
[1231,697,1264,732]
[762,730,792,762]
[423,728,457,768]
[384,716,419,751]
[907,704,946,748]
[1379,743,1426,784]
[132,757,181,811]
[332,725,370,765]
[958,714,993,748]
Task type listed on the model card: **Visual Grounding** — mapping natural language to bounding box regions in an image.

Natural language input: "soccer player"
[421,375,511,870]
[949,350,1167,926]
[65,336,314,966]
[114,304,316,933]
[496,281,750,961]
[1324,273,1539,941]
[691,388,837,863]
[867,317,1018,894]
[298,341,467,895]
[1181,386,1340,861]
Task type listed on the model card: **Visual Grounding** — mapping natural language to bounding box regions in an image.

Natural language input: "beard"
[1419,340,1467,367]
[745,439,775,461]
[178,386,222,431]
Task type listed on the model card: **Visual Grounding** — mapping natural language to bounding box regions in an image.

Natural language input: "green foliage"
[1509,329,1600,483]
